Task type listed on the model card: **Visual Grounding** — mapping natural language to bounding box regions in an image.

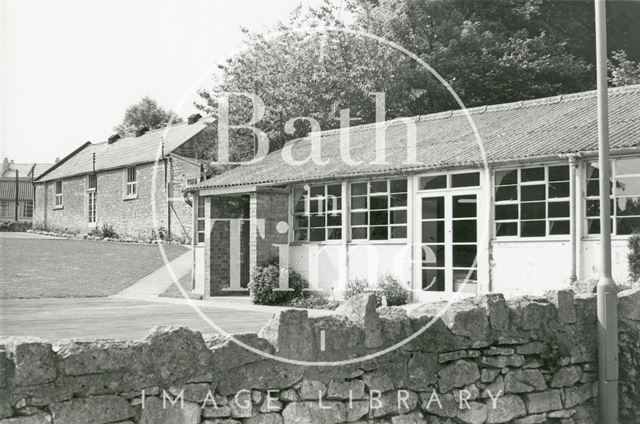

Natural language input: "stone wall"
[1,289,639,424]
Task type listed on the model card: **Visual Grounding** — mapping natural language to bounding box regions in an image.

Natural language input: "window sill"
[123,195,138,201]
[53,206,63,210]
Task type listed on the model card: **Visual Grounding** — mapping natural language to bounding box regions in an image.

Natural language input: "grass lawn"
[0,237,188,298]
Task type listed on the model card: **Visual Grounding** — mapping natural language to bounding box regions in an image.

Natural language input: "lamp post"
[594,0,619,422]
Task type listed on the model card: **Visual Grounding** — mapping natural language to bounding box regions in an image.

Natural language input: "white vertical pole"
[594,1,619,422]
[568,155,578,284]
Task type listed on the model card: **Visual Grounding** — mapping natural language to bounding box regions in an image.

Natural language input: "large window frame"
[22,200,33,218]
[125,166,137,198]
[493,165,571,238]
[350,178,408,242]
[86,174,97,225]
[0,200,11,218]
[196,196,205,244]
[54,181,63,208]
[585,157,640,236]
[292,183,343,243]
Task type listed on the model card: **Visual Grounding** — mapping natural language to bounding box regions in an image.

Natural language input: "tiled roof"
[0,180,33,201]
[35,122,209,182]
[188,84,640,192]
[1,162,52,179]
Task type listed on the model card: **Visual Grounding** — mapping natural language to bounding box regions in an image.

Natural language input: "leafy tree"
[114,97,182,136]
[610,50,640,87]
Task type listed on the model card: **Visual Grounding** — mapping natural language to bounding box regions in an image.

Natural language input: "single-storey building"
[33,115,213,241]
[186,85,640,299]
[1,158,53,223]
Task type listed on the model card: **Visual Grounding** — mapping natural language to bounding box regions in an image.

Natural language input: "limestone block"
[326,379,365,400]
[438,360,480,393]
[550,366,581,388]
[258,310,314,360]
[504,369,547,393]
[7,339,56,387]
[207,333,273,371]
[0,414,51,424]
[50,395,133,424]
[457,401,487,424]
[524,390,563,414]
[281,401,346,424]
[545,290,577,324]
[335,293,383,349]
[485,395,526,423]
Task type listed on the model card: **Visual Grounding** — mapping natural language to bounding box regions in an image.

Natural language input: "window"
[293,184,342,242]
[419,172,480,191]
[125,167,137,197]
[0,201,11,218]
[87,174,97,224]
[494,165,570,237]
[55,181,63,207]
[586,158,640,235]
[197,196,205,243]
[350,178,408,241]
[23,201,33,218]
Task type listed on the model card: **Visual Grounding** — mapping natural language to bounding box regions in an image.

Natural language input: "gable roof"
[188,84,640,192]
[1,161,53,179]
[35,122,210,182]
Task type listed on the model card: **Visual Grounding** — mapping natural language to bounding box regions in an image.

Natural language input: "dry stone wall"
[1,289,639,424]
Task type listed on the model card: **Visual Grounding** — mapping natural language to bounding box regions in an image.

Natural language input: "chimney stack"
[135,127,149,137]
[55,157,60,163]
[2,158,8,174]
[108,134,121,144]
[187,113,202,125]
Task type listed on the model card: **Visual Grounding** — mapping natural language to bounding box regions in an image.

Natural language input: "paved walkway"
[0,231,63,240]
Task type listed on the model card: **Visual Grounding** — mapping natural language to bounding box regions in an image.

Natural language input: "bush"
[101,224,118,239]
[0,221,32,232]
[344,277,370,300]
[629,232,640,282]
[378,273,411,306]
[248,264,307,305]
[286,295,340,310]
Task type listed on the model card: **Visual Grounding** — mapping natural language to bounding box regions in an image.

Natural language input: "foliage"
[100,224,119,239]
[285,294,340,310]
[344,277,372,300]
[248,264,307,305]
[0,221,32,232]
[114,97,183,136]
[377,273,411,306]
[610,50,640,87]
[628,232,640,282]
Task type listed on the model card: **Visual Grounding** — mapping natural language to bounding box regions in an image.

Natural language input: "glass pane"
[586,199,600,217]
[587,163,600,180]
[521,185,545,201]
[390,210,407,224]
[370,226,388,240]
[370,180,388,193]
[422,220,444,243]
[496,222,518,237]
[390,179,407,193]
[587,219,600,235]
[521,202,546,220]
[419,175,447,190]
[453,220,476,242]
[422,269,445,292]
[617,217,640,235]
[351,182,367,196]
[391,226,407,239]
[351,227,367,239]
[453,245,477,268]
[548,166,569,181]
[549,220,570,235]
[495,169,517,186]
[310,228,325,241]
[521,167,544,182]
[616,158,640,175]
[327,215,341,227]
[295,215,308,228]
[422,197,444,219]
[548,201,570,218]
[326,196,341,214]
[453,270,477,293]
[370,210,388,225]
[327,184,342,196]
[521,221,545,237]
[422,245,445,267]
[615,176,640,196]
[451,172,480,188]
[310,215,325,228]
[351,212,367,226]
[586,180,600,197]
[390,193,407,207]
[548,182,569,198]
[617,197,640,216]
[453,195,476,218]
[370,196,389,210]
[327,228,342,240]
[294,229,308,241]
[310,186,324,197]
[495,185,517,201]
[197,221,205,231]
[351,196,367,210]
[495,204,518,220]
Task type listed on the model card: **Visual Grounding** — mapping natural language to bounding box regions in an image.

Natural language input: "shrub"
[248,264,307,305]
[629,232,640,282]
[0,221,32,232]
[377,273,412,306]
[344,277,371,300]
[101,224,118,239]
[286,295,340,310]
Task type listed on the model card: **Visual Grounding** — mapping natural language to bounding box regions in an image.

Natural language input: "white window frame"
[124,166,137,199]
[0,200,11,218]
[86,174,97,226]
[196,196,205,244]
[493,165,571,239]
[22,200,33,218]
[54,181,63,208]
[292,183,343,243]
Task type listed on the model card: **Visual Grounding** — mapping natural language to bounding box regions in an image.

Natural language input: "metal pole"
[15,170,19,222]
[594,1,619,422]
[568,155,577,283]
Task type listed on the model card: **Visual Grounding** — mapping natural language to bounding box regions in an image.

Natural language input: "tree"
[114,97,182,136]
[610,50,640,87]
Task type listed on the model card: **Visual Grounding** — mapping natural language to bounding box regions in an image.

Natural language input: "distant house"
[33,114,213,241]
[186,85,640,299]
[1,158,53,223]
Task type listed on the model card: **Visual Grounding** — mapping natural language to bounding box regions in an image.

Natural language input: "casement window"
[0,201,11,218]
[418,171,480,191]
[196,196,205,243]
[494,165,570,238]
[350,178,408,240]
[293,184,343,242]
[125,166,137,197]
[55,181,63,207]
[23,201,33,218]
[585,158,640,235]
[87,174,97,224]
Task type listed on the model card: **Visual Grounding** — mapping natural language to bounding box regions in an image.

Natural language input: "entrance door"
[419,193,478,294]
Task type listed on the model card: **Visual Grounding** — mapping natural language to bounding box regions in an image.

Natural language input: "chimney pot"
[55,157,60,163]
[108,134,121,144]
[188,113,202,125]
[135,126,149,137]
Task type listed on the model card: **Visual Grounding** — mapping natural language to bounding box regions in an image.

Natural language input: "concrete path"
[0,231,63,240]
[113,249,193,299]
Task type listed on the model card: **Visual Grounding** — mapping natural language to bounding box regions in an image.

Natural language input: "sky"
[1,0,326,163]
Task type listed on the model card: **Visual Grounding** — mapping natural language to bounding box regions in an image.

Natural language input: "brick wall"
[250,189,289,270]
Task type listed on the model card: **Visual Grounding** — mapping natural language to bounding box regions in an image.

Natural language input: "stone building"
[186,85,640,298]
[33,115,212,241]
[0,158,52,223]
